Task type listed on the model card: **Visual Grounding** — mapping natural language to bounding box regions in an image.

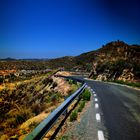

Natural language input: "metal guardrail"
[54,75,85,83]
[24,80,86,140]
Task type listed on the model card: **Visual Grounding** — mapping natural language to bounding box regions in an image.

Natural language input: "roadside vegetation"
[106,80,140,88]
[92,77,140,88]
[67,79,80,96]
[58,88,91,140]
[69,89,91,122]
[70,110,78,122]
[0,71,78,139]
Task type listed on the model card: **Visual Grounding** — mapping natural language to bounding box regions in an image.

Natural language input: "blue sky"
[0,0,140,58]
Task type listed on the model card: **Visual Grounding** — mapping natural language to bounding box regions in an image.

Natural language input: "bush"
[68,84,79,96]
[78,101,85,112]
[51,82,58,89]
[42,78,53,85]
[4,108,32,129]
[31,102,46,115]
[70,110,77,122]
[60,136,69,140]
[50,92,62,104]
[81,89,91,101]
[68,79,77,85]
[0,77,4,84]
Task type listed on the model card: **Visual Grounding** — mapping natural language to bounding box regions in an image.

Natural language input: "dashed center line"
[95,98,98,102]
[96,113,101,122]
[98,130,105,140]
[95,103,99,109]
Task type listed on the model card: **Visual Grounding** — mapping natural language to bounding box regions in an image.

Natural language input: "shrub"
[68,79,77,85]
[51,94,57,103]
[31,102,46,115]
[81,89,91,101]
[0,77,4,84]
[68,84,79,96]
[51,82,58,89]
[78,101,85,112]
[70,110,77,122]
[29,121,39,129]
[60,136,69,140]
[4,107,32,129]
[68,79,73,85]
[42,78,53,85]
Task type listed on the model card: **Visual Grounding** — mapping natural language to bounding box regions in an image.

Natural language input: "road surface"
[85,79,140,140]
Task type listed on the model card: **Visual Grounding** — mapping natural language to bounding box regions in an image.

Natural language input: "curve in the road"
[85,80,140,140]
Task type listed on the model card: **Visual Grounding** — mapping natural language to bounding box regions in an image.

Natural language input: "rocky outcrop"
[0,40,139,82]
[118,69,134,82]
[88,41,140,82]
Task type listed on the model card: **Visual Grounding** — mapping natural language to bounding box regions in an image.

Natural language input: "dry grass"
[0,72,75,139]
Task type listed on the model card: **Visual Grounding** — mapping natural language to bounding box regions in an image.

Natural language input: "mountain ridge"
[0,40,140,82]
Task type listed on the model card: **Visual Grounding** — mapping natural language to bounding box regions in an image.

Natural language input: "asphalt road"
[84,79,140,140]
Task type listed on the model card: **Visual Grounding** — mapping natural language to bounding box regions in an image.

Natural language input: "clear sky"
[0,0,140,58]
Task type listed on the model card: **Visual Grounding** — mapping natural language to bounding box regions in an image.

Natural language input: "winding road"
[85,79,140,140]
[66,77,140,140]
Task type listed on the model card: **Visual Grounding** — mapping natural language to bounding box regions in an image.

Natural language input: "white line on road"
[96,113,101,122]
[95,98,98,102]
[88,87,91,90]
[98,130,105,140]
[95,103,99,109]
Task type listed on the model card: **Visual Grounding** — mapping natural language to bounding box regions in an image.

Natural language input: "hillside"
[0,40,140,83]
[76,40,140,83]
[51,40,140,83]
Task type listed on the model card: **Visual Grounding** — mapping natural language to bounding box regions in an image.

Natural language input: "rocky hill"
[48,40,140,83]
[0,40,140,83]
[76,40,140,83]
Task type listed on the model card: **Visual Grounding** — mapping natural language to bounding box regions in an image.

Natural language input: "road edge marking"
[98,130,105,140]
[95,98,98,102]
[95,103,99,109]
[96,113,101,122]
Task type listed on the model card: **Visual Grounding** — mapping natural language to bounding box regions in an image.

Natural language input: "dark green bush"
[60,136,69,140]
[51,82,58,89]
[70,110,77,122]
[0,77,4,84]
[42,78,53,85]
[78,101,85,112]
[81,89,91,101]
[68,79,77,85]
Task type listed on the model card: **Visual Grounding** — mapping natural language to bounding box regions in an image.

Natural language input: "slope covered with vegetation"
[0,71,79,139]
[0,40,140,83]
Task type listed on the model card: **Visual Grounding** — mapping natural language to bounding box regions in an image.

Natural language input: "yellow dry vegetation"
[57,71,71,76]
[0,85,4,91]
[0,71,78,139]
[53,77,71,96]
[19,112,49,140]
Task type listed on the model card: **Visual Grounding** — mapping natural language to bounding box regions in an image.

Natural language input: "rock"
[96,74,107,81]
[118,69,134,82]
